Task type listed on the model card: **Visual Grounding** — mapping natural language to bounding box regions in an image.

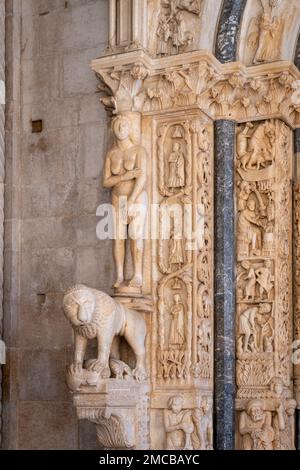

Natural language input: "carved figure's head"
[271,376,284,396]
[285,399,297,417]
[201,396,211,415]
[246,399,265,422]
[63,285,96,327]
[259,303,272,315]
[247,199,256,211]
[112,115,130,141]
[168,395,184,414]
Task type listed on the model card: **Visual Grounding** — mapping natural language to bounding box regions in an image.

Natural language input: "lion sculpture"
[63,285,147,387]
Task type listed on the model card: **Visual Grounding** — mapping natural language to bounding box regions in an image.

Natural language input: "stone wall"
[3,0,111,450]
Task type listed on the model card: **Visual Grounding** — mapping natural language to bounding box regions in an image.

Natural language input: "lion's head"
[63,285,116,339]
[63,285,96,327]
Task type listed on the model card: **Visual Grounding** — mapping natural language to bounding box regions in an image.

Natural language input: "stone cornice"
[91,50,300,128]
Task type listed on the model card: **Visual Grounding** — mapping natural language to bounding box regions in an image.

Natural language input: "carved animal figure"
[63,285,147,382]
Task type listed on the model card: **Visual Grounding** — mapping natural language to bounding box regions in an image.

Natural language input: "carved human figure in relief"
[164,396,194,450]
[156,14,170,56]
[237,123,253,170]
[255,260,274,300]
[169,294,186,348]
[103,115,147,292]
[192,397,213,450]
[242,261,257,301]
[169,226,184,270]
[238,199,264,257]
[273,399,296,450]
[167,142,185,189]
[239,400,274,450]
[251,0,283,65]
[238,303,272,353]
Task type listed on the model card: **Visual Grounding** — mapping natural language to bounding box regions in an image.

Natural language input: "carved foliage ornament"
[154,118,213,386]
[94,58,300,126]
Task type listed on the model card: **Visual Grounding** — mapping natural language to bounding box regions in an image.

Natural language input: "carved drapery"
[235,119,295,450]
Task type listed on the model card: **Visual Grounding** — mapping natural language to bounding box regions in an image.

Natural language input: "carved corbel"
[95,63,149,114]
[77,407,135,450]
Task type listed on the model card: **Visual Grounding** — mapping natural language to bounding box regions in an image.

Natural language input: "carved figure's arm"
[128,148,147,205]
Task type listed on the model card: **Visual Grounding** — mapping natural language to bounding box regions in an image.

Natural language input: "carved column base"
[74,380,150,450]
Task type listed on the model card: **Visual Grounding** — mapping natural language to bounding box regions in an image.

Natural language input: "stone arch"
[215,0,247,63]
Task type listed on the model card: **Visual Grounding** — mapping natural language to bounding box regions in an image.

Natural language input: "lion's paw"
[100,367,111,379]
[87,360,111,378]
[133,367,147,382]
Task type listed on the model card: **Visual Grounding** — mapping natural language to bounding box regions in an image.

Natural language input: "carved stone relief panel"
[293,182,300,408]
[148,110,214,449]
[148,0,223,57]
[238,0,300,65]
[151,0,203,57]
[235,119,294,449]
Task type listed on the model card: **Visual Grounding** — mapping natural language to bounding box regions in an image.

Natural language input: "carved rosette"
[235,119,294,449]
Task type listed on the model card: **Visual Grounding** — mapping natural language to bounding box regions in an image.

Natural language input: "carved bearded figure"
[239,400,274,450]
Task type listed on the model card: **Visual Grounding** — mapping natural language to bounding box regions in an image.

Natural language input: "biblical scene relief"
[236,119,294,450]
[154,0,202,56]
[164,395,213,450]
[240,0,300,66]
[151,114,213,448]
[248,0,284,64]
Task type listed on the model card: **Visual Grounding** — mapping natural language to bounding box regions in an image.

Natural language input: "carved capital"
[91,50,300,128]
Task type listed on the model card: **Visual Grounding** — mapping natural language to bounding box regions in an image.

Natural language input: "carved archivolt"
[235,119,294,449]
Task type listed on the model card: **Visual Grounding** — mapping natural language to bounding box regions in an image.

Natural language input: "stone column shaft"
[214,120,236,450]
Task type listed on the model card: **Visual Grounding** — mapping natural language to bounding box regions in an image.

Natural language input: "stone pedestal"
[73,380,150,450]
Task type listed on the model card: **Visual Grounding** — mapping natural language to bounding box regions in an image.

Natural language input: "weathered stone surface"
[3,0,300,452]
[18,402,77,450]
